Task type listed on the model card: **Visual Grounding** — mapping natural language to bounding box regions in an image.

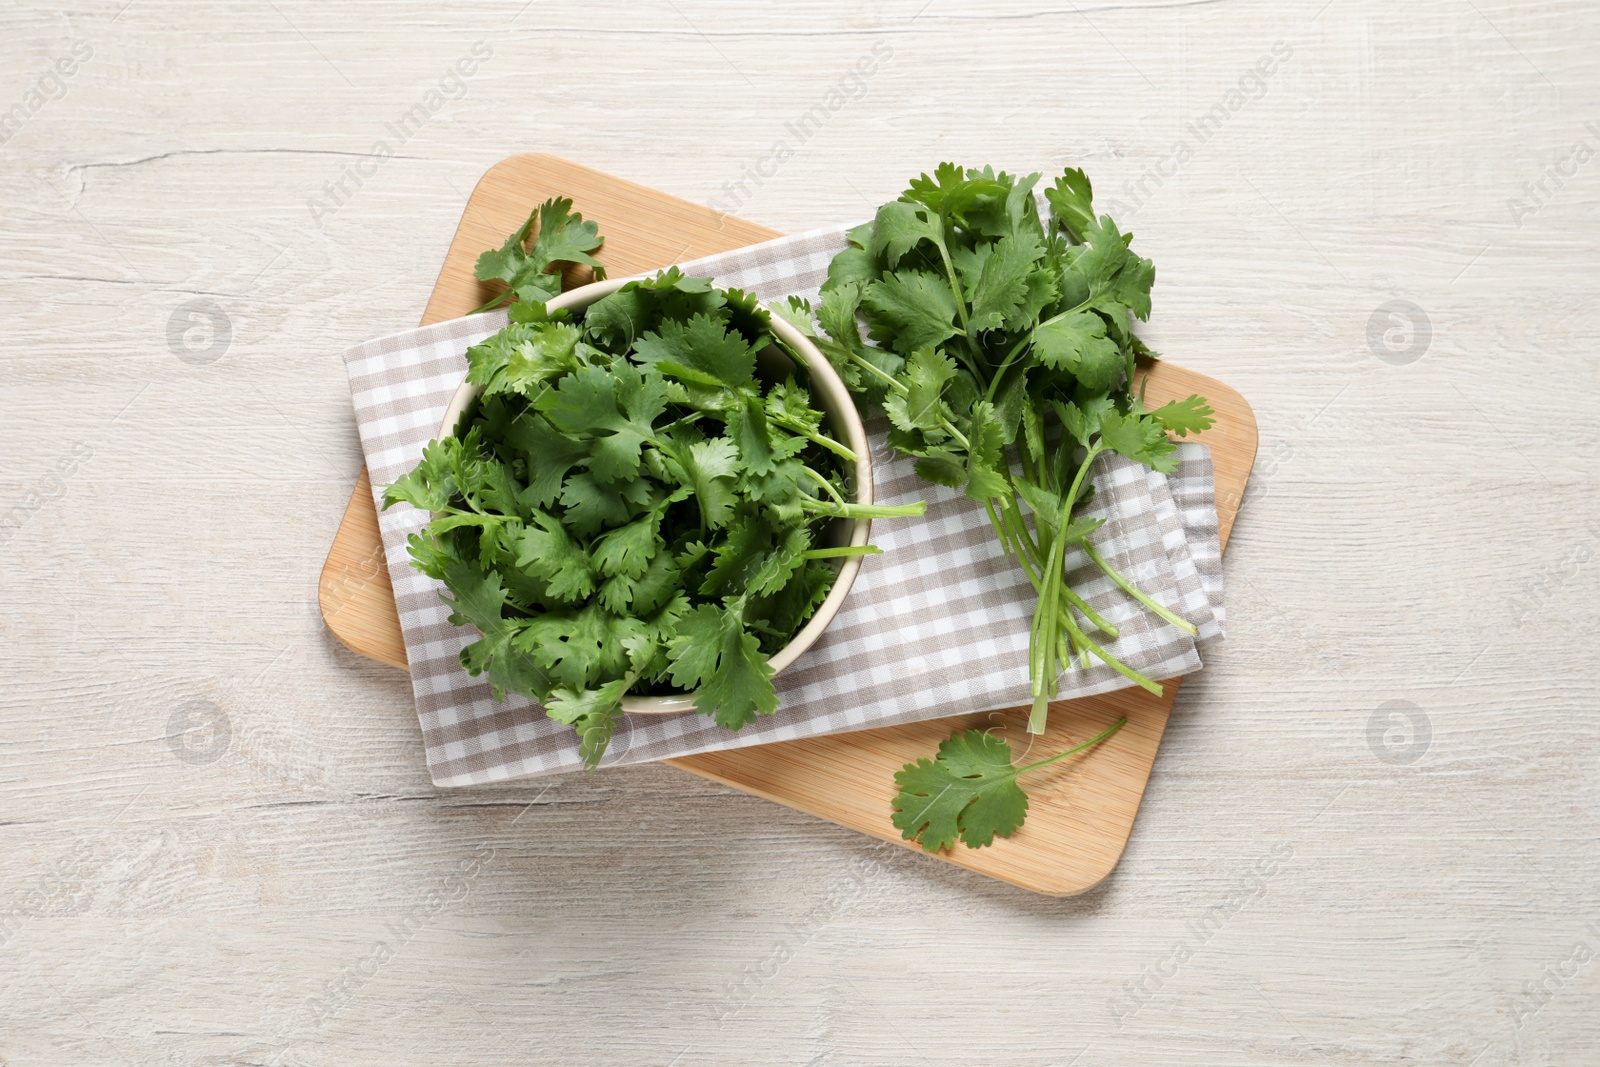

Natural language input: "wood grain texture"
[320,153,1258,897]
[3,1,1598,1063]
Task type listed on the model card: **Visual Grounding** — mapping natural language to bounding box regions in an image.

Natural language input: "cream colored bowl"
[436,276,873,715]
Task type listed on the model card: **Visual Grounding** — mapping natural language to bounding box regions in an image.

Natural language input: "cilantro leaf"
[963,400,1010,503]
[884,347,957,434]
[1031,311,1123,391]
[968,232,1043,334]
[1148,394,1215,437]
[1097,408,1178,473]
[665,604,779,730]
[543,680,628,771]
[633,313,756,390]
[501,414,589,509]
[1044,167,1096,243]
[465,321,583,398]
[663,434,739,531]
[473,197,607,311]
[591,510,661,580]
[870,200,944,269]
[699,513,772,601]
[892,719,1126,852]
[382,438,459,513]
[513,509,597,602]
[861,270,961,354]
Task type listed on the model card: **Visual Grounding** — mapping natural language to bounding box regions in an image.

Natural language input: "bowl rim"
[434,274,873,716]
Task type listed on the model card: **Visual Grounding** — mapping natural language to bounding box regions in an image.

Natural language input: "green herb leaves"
[385,208,923,769]
[892,717,1127,852]
[473,197,606,311]
[806,163,1209,752]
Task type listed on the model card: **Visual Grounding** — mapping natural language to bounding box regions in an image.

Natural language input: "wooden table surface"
[2,2,1596,1063]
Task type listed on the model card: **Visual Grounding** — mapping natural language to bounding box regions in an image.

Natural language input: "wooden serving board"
[319,155,1257,896]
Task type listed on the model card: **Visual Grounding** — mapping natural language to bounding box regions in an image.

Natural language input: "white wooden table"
[2,1,1596,1063]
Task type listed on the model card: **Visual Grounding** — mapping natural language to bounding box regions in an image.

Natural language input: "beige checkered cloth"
[343,226,1226,785]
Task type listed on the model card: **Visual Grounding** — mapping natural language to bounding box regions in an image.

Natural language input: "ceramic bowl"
[436,276,872,714]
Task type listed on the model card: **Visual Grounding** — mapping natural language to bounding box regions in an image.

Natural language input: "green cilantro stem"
[800,498,928,520]
[804,545,883,559]
[769,413,857,463]
[1013,716,1128,775]
[802,464,848,507]
[1082,542,1199,637]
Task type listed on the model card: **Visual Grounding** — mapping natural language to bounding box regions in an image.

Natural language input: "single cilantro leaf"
[822,242,880,295]
[1031,312,1123,390]
[1148,394,1214,437]
[1070,215,1155,322]
[382,437,459,513]
[728,396,779,477]
[892,730,1027,852]
[904,162,1005,226]
[870,200,944,269]
[539,363,665,484]
[591,510,661,580]
[699,514,772,601]
[584,286,652,350]
[502,414,590,509]
[526,197,607,275]
[1044,167,1096,243]
[755,561,835,638]
[914,449,966,488]
[513,509,597,602]
[665,434,739,530]
[968,232,1043,334]
[633,313,756,390]
[893,719,1127,851]
[665,604,779,730]
[963,401,1010,503]
[626,548,682,617]
[543,679,628,771]
[473,197,606,311]
[559,472,649,537]
[747,524,811,598]
[1097,408,1178,473]
[884,346,957,434]
[861,270,961,354]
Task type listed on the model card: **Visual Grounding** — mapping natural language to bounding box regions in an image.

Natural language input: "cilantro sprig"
[386,214,923,768]
[785,164,1214,740]
[892,717,1126,852]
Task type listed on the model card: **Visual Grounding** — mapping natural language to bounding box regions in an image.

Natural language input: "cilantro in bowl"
[383,268,922,768]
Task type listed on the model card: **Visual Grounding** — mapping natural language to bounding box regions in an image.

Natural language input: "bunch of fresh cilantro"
[779,164,1214,744]
[384,200,923,768]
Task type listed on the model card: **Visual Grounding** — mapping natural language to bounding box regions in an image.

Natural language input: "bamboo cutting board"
[319,155,1257,896]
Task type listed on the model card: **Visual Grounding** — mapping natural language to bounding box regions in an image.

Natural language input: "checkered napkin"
[342,226,1226,785]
